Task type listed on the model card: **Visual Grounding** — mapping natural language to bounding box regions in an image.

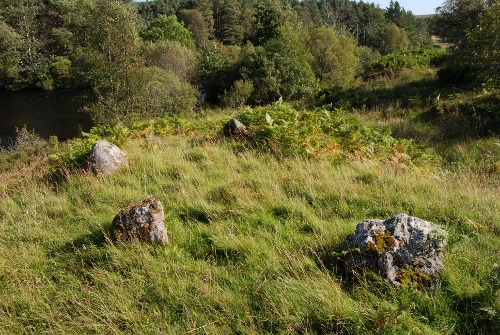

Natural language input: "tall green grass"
[1,109,499,334]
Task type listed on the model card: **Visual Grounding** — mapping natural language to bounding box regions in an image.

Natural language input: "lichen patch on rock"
[110,197,168,244]
[341,213,446,289]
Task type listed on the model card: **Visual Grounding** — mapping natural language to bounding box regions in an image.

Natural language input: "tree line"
[3,0,488,125]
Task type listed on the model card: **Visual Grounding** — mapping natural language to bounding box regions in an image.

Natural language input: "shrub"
[142,40,196,83]
[84,67,198,124]
[140,15,193,47]
[132,67,198,118]
[221,79,254,108]
[236,103,436,167]
[305,27,358,86]
[363,48,448,78]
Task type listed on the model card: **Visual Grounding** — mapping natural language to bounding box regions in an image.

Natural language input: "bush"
[221,79,254,108]
[437,62,478,88]
[236,103,436,167]
[132,67,198,117]
[140,15,193,47]
[142,40,196,83]
[305,27,358,86]
[84,67,198,124]
[363,48,448,78]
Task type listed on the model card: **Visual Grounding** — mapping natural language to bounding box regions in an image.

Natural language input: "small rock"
[110,197,168,244]
[223,118,248,137]
[341,213,446,289]
[88,140,127,175]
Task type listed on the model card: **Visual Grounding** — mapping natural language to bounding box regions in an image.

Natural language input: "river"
[0,89,93,148]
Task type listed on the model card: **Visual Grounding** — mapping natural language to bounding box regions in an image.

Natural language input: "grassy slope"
[0,117,499,334]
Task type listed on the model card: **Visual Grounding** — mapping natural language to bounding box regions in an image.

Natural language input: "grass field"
[0,100,499,334]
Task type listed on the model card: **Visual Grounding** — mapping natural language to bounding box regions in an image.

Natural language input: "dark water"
[0,89,93,147]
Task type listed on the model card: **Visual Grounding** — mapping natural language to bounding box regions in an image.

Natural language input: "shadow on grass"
[323,77,444,111]
[48,225,108,258]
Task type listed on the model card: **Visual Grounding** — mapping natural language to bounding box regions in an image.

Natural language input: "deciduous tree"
[305,27,357,86]
[140,14,194,47]
[0,20,22,89]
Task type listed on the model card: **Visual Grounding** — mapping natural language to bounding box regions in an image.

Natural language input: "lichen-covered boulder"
[88,140,127,175]
[110,197,168,244]
[223,118,248,137]
[341,213,447,289]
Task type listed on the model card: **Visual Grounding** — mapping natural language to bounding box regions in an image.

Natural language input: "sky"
[375,0,442,15]
[133,1,442,17]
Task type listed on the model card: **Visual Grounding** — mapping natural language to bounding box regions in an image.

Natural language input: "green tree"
[240,27,317,104]
[140,15,194,47]
[249,0,290,46]
[183,0,215,40]
[143,40,196,83]
[178,8,210,47]
[462,4,500,85]
[130,67,198,118]
[0,20,22,89]
[382,23,409,54]
[196,42,233,103]
[0,0,46,88]
[293,0,322,28]
[76,0,141,123]
[432,0,488,44]
[213,0,244,45]
[305,27,357,86]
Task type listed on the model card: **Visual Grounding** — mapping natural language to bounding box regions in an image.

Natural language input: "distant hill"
[416,14,436,18]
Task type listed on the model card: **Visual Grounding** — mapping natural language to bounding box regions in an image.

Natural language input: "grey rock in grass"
[88,140,127,175]
[223,118,248,137]
[110,197,168,244]
[342,213,446,289]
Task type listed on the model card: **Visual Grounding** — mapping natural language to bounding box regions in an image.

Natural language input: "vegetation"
[1,0,500,334]
[1,101,500,333]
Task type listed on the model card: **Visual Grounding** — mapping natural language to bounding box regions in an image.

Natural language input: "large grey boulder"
[223,118,248,137]
[110,197,168,244]
[88,140,127,175]
[342,213,446,289]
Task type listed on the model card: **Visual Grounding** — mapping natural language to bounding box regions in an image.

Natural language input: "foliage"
[248,0,291,46]
[73,0,141,123]
[382,23,409,55]
[431,0,488,45]
[142,40,196,83]
[213,0,245,45]
[178,8,210,47]
[131,67,198,118]
[49,130,101,170]
[0,20,22,89]
[220,79,253,107]
[238,27,317,104]
[0,1,46,89]
[84,66,198,124]
[236,103,434,167]
[436,61,479,88]
[304,27,357,86]
[196,42,234,103]
[140,14,194,47]
[462,4,500,86]
[432,90,500,136]
[363,48,448,78]
[12,125,47,153]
